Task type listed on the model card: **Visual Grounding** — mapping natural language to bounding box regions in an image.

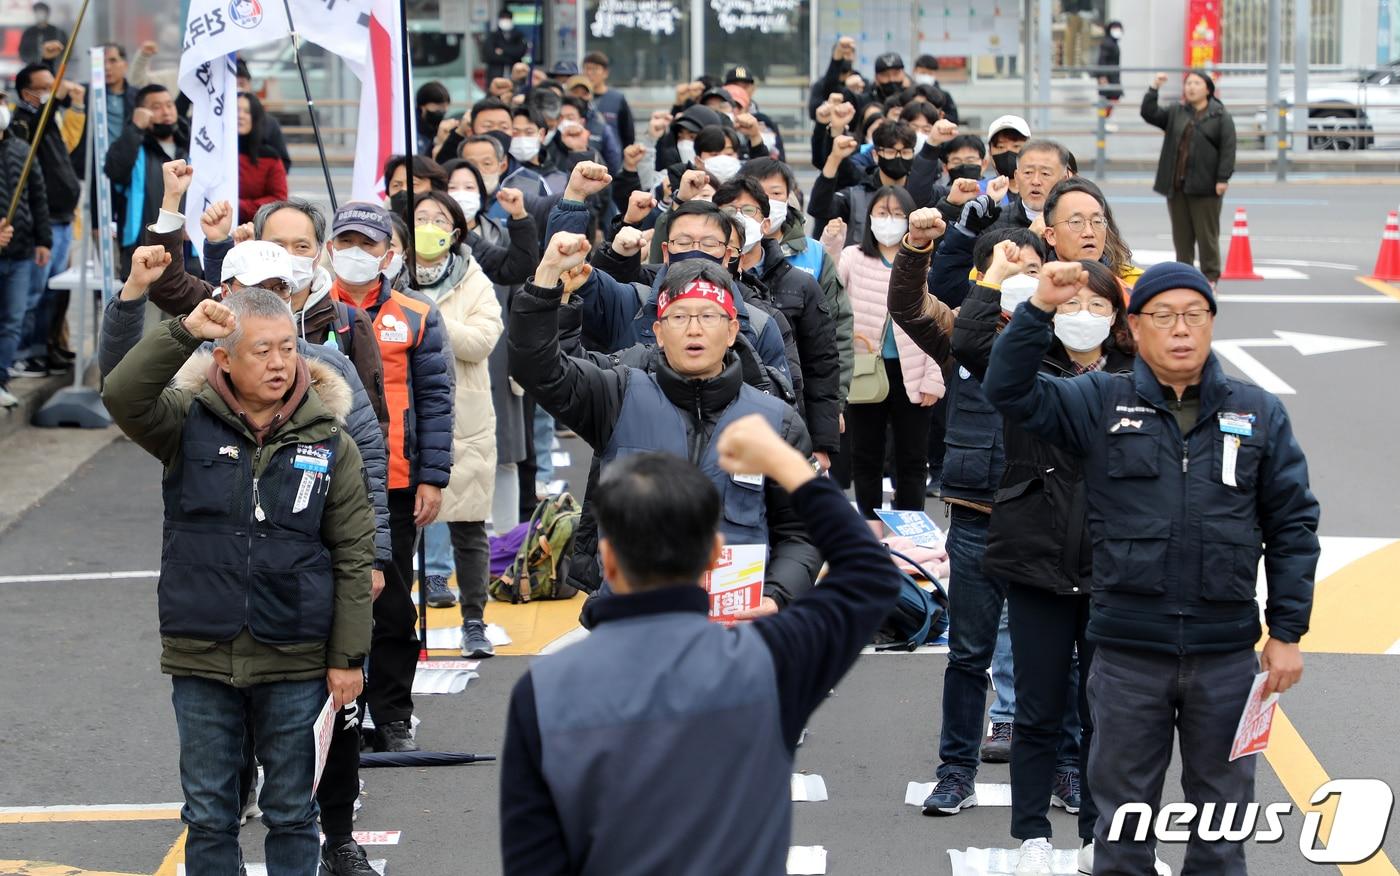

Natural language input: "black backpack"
[873,547,950,651]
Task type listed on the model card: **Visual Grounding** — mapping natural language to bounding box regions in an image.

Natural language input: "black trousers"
[316,698,367,837]
[365,489,421,727]
[926,393,948,483]
[1007,583,1097,841]
[846,357,933,519]
[448,520,490,623]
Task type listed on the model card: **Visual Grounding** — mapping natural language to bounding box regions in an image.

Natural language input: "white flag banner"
[179,0,287,257]
[346,0,414,202]
[286,0,371,67]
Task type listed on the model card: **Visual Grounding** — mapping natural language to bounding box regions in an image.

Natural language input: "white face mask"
[736,213,763,254]
[999,273,1040,313]
[509,136,540,163]
[287,253,317,292]
[1054,310,1112,352]
[869,216,907,247]
[1109,27,1123,39]
[499,19,514,30]
[914,131,928,155]
[767,198,788,231]
[331,246,384,285]
[31,91,52,107]
[676,139,696,164]
[451,190,482,217]
[704,154,742,183]
[382,252,404,281]
[760,131,777,151]
[914,73,937,87]
[0,106,11,131]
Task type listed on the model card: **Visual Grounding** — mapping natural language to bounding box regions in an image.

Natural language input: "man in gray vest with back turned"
[509,231,822,619]
[499,415,902,875]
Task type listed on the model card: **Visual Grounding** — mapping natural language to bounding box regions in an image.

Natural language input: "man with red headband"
[510,233,821,619]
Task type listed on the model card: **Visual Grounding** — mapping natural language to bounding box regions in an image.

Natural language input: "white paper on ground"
[311,695,336,797]
[551,451,571,467]
[411,668,478,695]
[547,479,568,495]
[948,847,1081,876]
[319,830,402,846]
[786,845,828,875]
[790,773,828,802]
[425,624,512,650]
[797,727,808,747]
[421,659,481,671]
[903,781,1012,807]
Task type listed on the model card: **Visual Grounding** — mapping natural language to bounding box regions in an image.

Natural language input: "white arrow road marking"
[1212,331,1386,394]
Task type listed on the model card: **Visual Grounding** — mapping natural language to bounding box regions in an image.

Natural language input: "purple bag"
[488,523,532,579]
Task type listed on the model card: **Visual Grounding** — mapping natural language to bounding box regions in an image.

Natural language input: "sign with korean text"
[1185,0,1221,68]
[703,544,765,622]
[875,509,944,549]
[1229,671,1279,761]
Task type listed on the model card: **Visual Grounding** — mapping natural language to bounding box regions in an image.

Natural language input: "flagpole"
[397,0,416,280]
[279,0,338,211]
[5,0,91,224]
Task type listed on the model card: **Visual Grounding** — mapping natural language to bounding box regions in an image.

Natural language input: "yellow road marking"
[152,829,186,876]
[1354,276,1400,301]
[1298,541,1400,654]
[0,808,179,825]
[0,863,142,876]
[1265,709,1399,874]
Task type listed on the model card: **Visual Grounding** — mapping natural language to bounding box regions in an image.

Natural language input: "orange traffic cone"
[1220,207,1263,280]
[1369,210,1400,281]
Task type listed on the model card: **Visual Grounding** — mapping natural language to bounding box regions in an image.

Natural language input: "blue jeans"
[990,604,1083,770]
[0,258,32,380]
[533,406,556,484]
[171,675,325,876]
[937,507,1005,778]
[22,222,71,357]
[424,521,454,578]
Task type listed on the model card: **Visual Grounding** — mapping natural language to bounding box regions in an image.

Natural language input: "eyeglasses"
[415,214,455,230]
[876,148,916,160]
[720,204,763,219]
[1140,309,1212,329]
[660,312,731,329]
[1054,215,1109,233]
[669,236,734,256]
[1056,298,1115,316]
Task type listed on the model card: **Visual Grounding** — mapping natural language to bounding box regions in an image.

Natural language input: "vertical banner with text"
[89,47,115,301]
[1185,0,1221,69]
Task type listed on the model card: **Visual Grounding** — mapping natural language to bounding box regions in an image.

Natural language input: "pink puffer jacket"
[836,245,945,405]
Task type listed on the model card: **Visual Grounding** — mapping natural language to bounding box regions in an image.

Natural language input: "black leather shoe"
[375,720,419,752]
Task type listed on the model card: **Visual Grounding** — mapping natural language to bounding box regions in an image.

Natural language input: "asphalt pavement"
[2,180,1398,876]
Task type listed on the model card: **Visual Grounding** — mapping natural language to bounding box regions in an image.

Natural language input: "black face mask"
[668,248,726,269]
[874,81,904,101]
[992,150,1019,178]
[152,122,177,140]
[946,164,982,183]
[422,109,445,132]
[877,155,912,181]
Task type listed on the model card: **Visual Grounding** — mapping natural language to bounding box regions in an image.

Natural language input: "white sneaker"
[1077,842,1172,875]
[1015,837,1054,876]
[0,386,17,408]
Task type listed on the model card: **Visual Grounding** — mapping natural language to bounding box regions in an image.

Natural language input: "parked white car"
[1257,65,1400,150]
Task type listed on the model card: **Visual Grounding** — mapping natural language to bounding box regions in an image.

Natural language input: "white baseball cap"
[987,114,1032,141]
[220,240,296,289]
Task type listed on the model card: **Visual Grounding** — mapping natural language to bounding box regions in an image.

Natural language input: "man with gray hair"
[102,290,375,876]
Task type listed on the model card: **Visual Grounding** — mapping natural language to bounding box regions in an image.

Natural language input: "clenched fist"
[1029,261,1090,312]
[564,161,612,201]
[622,143,648,172]
[1152,72,1169,90]
[535,231,592,289]
[624,190,657,225]
[496,186,527,219]
[946,177,982,207]
[906,208,946,248]
[717,413,815,493]
[161,159,194,211]
[125,245,172,291]
[677,168,710,203]
[612,226,645,258]
[183,297,238,341]
[200,200,234,243]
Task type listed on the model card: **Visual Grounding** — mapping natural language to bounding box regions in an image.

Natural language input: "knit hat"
[1128,262,1217,314]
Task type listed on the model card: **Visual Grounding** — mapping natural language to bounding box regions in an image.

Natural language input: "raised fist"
[648,111,672,140]
[184,297,238,341]
[678,168,710,203]
[931,118,958,145]
[1030,261,1090,311]
[830,135,858,162]
[559,121,591,153]
[623,143,648,172]
[132,107,154,130]
[200,200,234,243]
[127,245,172,288]
[566,161,612,199]
[612,226,645,258]
[907,207,946,248]
[624,190,657,225]
[496,186,527,219]
[1153,72,1169,89]
[946,177,982,207]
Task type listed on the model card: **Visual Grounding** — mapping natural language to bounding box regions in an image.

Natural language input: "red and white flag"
[346,0,414,202]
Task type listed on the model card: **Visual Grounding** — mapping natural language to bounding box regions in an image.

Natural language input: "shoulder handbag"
[848,330,890,405]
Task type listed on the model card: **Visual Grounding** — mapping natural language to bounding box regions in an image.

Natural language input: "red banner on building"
[1186,0,1221,68]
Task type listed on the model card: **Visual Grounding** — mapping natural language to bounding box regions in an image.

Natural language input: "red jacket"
[238,152,288,223]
